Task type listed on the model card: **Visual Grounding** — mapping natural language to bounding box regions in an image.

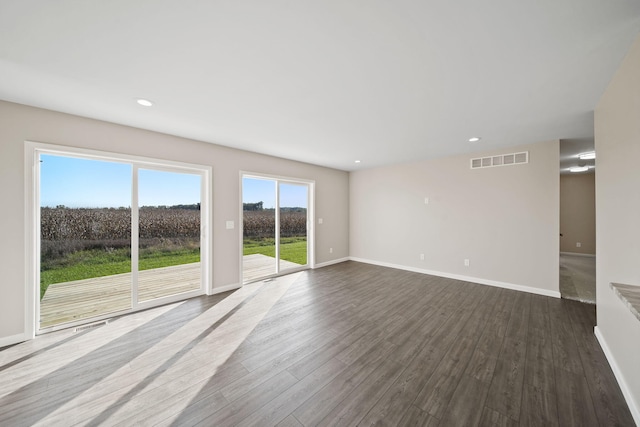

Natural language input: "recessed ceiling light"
[579,151,596,160]
[570,166,589,173]
[355,160,361,164]
[468,137,481,143]
[136,98,154,107]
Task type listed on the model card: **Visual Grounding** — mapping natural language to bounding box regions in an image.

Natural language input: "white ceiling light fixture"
[355,160,361,164]
[468,137,481,143]
[136,98,154,107]
[579,151,596,160]
[570,166,589,173]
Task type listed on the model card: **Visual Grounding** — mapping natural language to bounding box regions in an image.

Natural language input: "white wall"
[595,32,640,424]
[0,100,349,346]
[350,140,560,296]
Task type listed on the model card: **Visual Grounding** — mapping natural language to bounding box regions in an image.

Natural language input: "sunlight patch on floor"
[40,273,301,426]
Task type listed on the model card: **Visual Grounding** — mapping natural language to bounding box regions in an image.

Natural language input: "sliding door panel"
[242,177,276,282]
[279,182,308,271]
[39,154,132,328]
[137,169,202,302]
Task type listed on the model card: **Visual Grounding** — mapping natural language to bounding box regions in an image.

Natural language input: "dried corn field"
[242,210,307,238]
[41,207,201,241]
[41,207,201,261]
[40,207,307,254]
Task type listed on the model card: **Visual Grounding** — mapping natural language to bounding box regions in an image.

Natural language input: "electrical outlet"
[329,247,333,254]
[464,259,470,267]
[420,253,425,261]
[318,218,323,224]
[576,242,582,248]
[424,197,429,205]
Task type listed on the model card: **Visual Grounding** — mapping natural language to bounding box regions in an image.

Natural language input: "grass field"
[243,237,307,265]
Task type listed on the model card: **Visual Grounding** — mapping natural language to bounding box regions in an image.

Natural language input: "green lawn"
[242,237,307,265]
[40,247,200,299]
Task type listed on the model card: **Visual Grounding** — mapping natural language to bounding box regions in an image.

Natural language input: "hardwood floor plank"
[547,298,585,375]
[396,405,440,427]
[285,319,375,380]
[523,332,556,397]
[315,357,405,427]
[234,357,348,427]
[293,340,397,426]
[554,366,599,427]
[438,374,490,427]
[519,382,559,427]
[179,370,298,427]
[275,414,304,427]
[479,407,518,427]
[484,291,531,422]
[220,330,338,403]
[464,289,512,383]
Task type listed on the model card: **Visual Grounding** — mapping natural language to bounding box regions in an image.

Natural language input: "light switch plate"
[226,220,234,229]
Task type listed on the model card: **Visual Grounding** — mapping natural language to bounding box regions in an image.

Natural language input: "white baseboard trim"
[594,326,640,426]
[209,283,241,295]
[0,332,28,348]
[560,251,596,258]
[349,257,561,299]
[314,257,350,269]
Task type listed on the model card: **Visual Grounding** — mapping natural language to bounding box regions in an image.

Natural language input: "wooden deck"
[242,253,303,282]
[40,263,201,328]
[40,254,305,328]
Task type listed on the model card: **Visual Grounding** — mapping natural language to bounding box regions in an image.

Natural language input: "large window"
[28,143,211,332]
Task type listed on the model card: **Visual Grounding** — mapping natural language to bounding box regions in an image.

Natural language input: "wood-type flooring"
[0,261,634,426]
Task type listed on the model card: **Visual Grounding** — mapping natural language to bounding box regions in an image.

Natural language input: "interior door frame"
[239,171,315,284]
[25,141,212,336]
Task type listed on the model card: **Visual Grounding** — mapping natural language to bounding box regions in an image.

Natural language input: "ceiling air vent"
[470,151,528,169]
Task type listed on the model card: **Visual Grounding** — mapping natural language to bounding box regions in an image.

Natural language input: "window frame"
[239,171,315,284]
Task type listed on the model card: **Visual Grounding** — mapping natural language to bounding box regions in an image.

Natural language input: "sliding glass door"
[37,149,209,331]
[242,175,311,283]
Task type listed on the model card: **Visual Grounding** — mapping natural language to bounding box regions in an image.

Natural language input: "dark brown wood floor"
[0,261,633,426]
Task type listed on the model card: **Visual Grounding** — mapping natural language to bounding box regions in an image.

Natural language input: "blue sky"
[242,177,307,209]
[40,154,308,209]
[40,154,201,208]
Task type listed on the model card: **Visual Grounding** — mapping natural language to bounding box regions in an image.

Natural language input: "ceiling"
[1,1,639,171]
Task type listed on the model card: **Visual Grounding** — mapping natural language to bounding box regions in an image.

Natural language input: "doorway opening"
[241,174,313,283]
[31,143,211,332]
[559,139,596,304]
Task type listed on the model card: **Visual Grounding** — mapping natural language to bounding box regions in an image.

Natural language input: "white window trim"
[25,141,213,336]
[239,171,315,284]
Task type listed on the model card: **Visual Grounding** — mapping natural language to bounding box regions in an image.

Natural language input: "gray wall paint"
[560,173,596,255]
[350,140,560,295]
[595,33,640,421]
[0,100,349,342]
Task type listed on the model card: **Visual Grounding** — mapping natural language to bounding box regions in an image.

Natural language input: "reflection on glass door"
[39,154,133,328]
[279,183,308,271]
[242,177,276,282]
[137,168,202,302]
[242,175,310,283]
